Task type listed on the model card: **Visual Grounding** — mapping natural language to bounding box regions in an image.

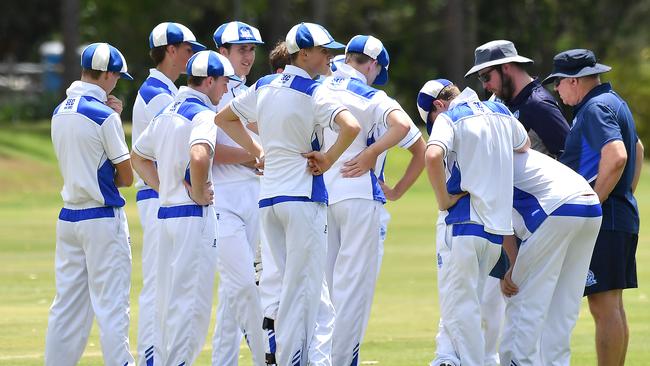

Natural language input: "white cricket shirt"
[133,86,218,207]
[51,81,130,209]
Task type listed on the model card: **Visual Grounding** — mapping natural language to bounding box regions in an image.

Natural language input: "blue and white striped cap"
[345,35,390,85]
[285,22,345,54]
[80,43,133,80]
[417,79,453,132]
[186,50,241,82]
[213,21,264,48]
[149,22,206,52]
[330,54,345,72]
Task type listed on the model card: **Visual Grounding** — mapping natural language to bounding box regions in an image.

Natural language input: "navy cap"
[542,49,611,85]
[345,35,390,85]
[80,43,133,80]
[213,21,264,48]
[186,50,241,82]
[465,40,533,77]
[149,22,206,52]
[285,22,345,54]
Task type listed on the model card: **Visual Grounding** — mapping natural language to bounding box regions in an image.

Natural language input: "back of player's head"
[344,35,390,85]
[186,50,240,86]
[285,22,344,55]
[269,40,290,73]
[80,42,133,81]
[417,79,460,133]
[148,22,206,65]
[213,21,264,49]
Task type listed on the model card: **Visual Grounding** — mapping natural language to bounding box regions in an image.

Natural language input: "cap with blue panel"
[149,22,206,52]
[213,21,264,48]
[186,50,241,82]
[417,79,453,134]
[345,35,390,85]
[80,42,133,80]
[285,22,345,54]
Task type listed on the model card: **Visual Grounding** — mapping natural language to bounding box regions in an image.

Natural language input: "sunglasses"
[477,67,497,83]
[553,77,565,87]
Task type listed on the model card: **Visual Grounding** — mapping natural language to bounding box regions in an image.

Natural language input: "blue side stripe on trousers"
[550,203,602,218]
[452,223,504,245]
[136,188,159,201]
[59,207,115,222]
[158,204,203,219]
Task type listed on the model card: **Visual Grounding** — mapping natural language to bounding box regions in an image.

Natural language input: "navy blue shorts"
[584,230,638,296]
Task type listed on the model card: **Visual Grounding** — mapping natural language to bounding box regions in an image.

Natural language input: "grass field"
[0,122,648,365]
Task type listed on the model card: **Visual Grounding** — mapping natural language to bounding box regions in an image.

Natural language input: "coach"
[544,48,643,366]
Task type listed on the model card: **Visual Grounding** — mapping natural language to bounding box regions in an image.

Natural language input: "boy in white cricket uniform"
[320,35,410,366]
[132,22,205,366]
[424,80,530,366]
[209,21,266,366]
[132,51,241,366]
[214,22,361,366]
[46,43,135,366]
[499,150,602,366]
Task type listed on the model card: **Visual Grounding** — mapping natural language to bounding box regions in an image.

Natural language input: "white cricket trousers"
[155,204,218,366]
[259,201,327,366]
[480,276,505,366]
[499,196,602,366]
[45,207,134,366]
[376,206,391,279]
[211,180,265,366]
[326,198,381,366]
[135,191,161,366]
[432,221,502,366]
[259,240,335,366]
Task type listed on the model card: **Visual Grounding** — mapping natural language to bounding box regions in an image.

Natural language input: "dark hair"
[430,85,461,112]
[219,44,233,51]
[269,41,290,72]
[187,75,207,87]
[149,43,182,66]
[81,68,104,80]
[345,52,374,65]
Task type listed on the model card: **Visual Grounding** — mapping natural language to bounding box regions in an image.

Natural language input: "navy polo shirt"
[506,79,570,157]
[560,83,639,234]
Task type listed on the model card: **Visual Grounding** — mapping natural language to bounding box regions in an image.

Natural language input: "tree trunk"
[61,0,79,97]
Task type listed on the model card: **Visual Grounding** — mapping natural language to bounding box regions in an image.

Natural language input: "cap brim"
[373,67,388,86]
[225,39,265,45]
[464,56,533,77]
[189,41,207,52]
[227,74,242,82]
[120,72,134,81]
[322,41,345,50]
[542,64,612,85]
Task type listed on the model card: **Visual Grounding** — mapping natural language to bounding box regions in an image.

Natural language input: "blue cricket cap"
[186,50,241,82]
[213,21,264,48]
[345,35,390,85]
[80,42,133,80]
[417,79,453,134]
[149,22,206,52]
[285,22,345,54]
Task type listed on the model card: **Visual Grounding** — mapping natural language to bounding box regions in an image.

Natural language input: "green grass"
[1,122,649,365]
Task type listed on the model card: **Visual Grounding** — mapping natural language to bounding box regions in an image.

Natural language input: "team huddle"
[45,19,641,366]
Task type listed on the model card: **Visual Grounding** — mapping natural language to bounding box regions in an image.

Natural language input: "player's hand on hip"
[341,148,378,178]
[438,191,468,211]
[379,181,401,201]
[302,151,331,176]
[184,180,214,206]
[500,267,519,297]
[106,95,123,115]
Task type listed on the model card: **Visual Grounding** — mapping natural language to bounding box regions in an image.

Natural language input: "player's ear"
[218,46,229,57]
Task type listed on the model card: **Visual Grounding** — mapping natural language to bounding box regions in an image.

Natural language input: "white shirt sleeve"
[399,120,423,149]
[133,119,157,161]
[427,114,454,157]
[230,85,258,124]
[312,86,347,131]
[190,110,218,155]
[373,92,402,130]
[511,117,529,150]
[100,113,130,164]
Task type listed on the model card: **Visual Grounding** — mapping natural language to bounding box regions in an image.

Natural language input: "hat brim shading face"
[542,63,612,85]
[465,55,533,77]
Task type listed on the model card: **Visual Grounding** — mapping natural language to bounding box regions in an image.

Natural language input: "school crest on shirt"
[585,270,597,287]
[513,110,520,119]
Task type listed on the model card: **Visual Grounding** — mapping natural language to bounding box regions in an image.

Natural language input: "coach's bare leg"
[588,289,627,366]
[619,295,629,366]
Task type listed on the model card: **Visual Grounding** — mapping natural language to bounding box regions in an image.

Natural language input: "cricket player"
[46,42,135,366]
[132,50,248,366]
[423,79,530,366]
[498,149,602,365]
[320,35,411,366]
[132,21,205,366]
[214,22,361,366]
[209,21,266,366]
